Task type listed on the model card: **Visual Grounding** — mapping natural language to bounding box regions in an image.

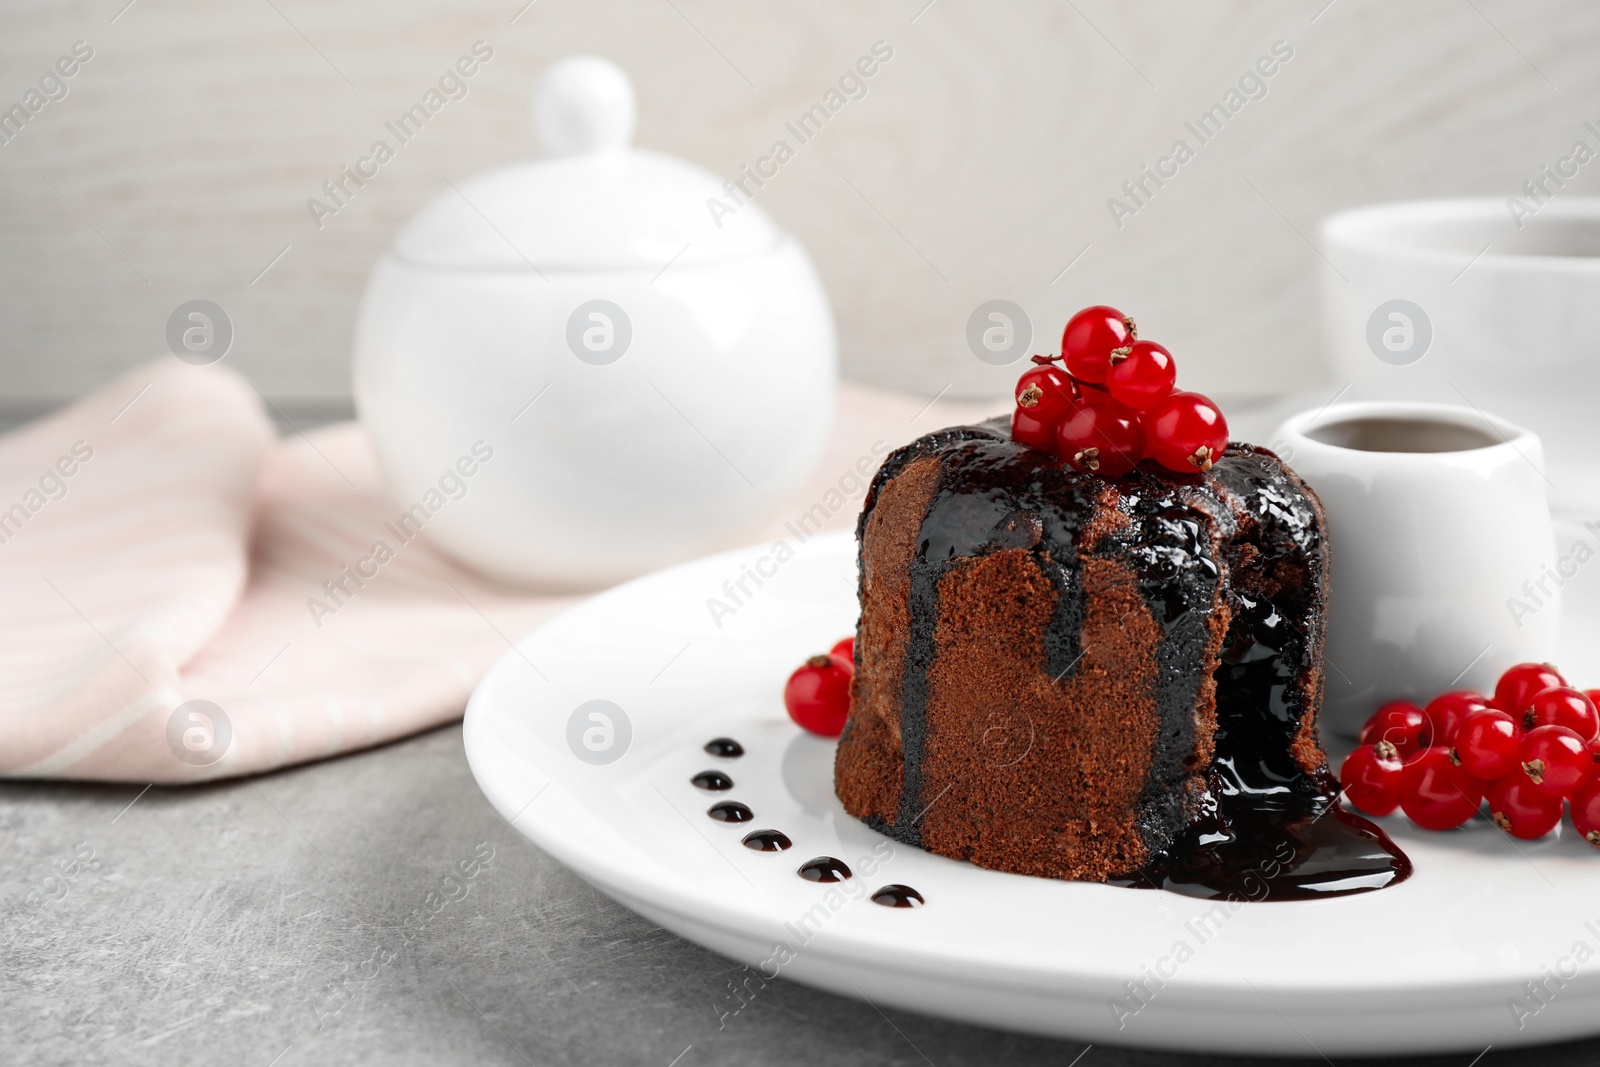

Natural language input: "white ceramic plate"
[464,527,1600,1057]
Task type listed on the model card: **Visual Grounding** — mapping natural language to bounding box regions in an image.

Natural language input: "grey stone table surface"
[3,724,1598,1067]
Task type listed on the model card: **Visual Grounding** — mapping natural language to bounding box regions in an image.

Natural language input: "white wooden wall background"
[0,0,1595,408]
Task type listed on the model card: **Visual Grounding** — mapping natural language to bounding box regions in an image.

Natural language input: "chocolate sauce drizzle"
[692,770,734,791]
[856,417,1410,901]
[705,737,744,758]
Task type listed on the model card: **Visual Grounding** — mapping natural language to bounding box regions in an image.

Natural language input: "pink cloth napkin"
[0,360,994,783]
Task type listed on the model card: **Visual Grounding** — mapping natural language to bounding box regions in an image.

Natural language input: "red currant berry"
[784,653,852,737]
[1339,741,1404,816]
[1055,392,1144,477]
[1106,340,1176,410]
[830,636,854,664]
[1493,662,1566,718]
[1486,776,1565,840]
[1450,709,1521,780]
[1423,690,1492,748]
[1525,686,1600,742]
[1061,305,1135,385]
[1571,777,1600,849]
[1518,725,1590,798]
[1145,391,1229,474]
[1359,700,1430,760]
[1011,406,1060,455]
[1399,746,1485,830]
[1014,363,1077,422]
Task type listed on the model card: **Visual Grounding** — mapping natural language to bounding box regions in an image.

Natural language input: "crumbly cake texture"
[834,416,1331,882]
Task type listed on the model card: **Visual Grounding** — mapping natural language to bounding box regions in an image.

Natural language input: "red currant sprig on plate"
[1009,305,1229,476]
[1340,660,1600,848]
[784,640,856,737]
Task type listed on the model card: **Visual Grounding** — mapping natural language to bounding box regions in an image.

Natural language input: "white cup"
[1272,401,1560,739]
[1319,197,1600,514]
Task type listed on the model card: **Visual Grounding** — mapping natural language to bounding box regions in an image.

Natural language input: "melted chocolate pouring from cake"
[859,417,1409,899]
[1110,800,1411,900]
[1114,449,1409,899]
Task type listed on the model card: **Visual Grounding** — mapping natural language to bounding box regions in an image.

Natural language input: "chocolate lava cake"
[834,416,1345,888]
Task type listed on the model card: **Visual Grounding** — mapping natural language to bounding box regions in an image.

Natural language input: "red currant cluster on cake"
[1011,305,1229,476]
[784,637,854,737]
[1341,662,1600,845]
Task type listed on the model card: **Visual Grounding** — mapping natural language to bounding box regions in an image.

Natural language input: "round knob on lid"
[534,56,636,158]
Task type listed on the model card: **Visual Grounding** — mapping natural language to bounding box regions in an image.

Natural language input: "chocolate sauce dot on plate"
[741,829,793,852]
[871,884,924,908]
[691,770,734,791]
[704,737,744,758]
[707,801,753,823]
[797,856,852,883]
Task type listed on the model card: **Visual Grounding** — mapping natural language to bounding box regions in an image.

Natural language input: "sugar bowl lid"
[390,56,781,271]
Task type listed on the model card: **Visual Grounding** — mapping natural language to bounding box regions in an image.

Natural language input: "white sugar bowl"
[353,57,837,590]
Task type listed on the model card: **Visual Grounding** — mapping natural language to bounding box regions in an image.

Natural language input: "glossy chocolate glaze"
[704,738,744,758]
[854,417,1409,900]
